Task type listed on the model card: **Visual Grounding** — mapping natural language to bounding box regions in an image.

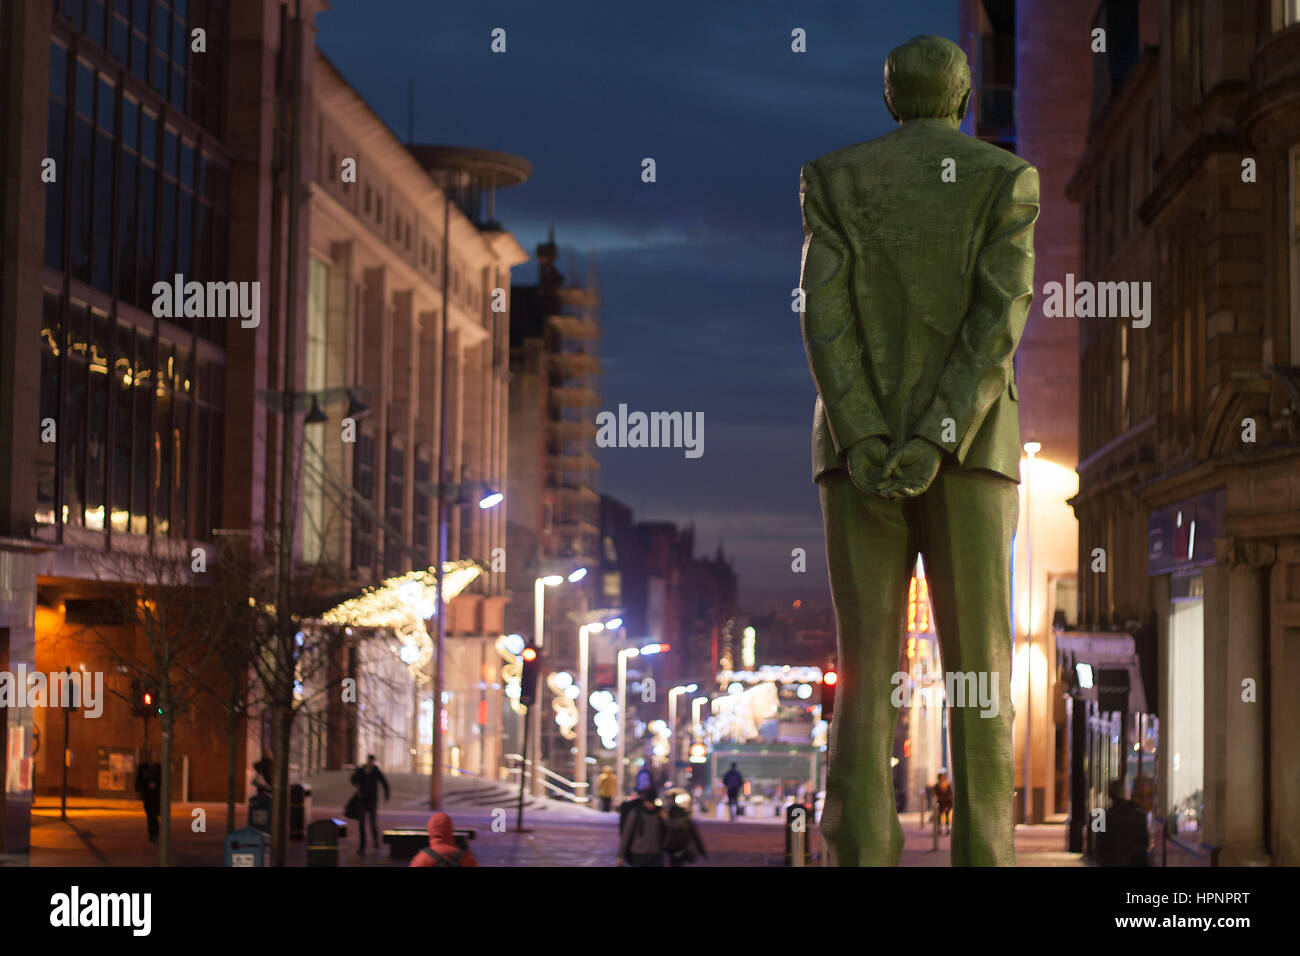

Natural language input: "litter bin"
[307,817,348,867]
[248,792,271,833]
[225,827,268,867]
[290,783,311,841]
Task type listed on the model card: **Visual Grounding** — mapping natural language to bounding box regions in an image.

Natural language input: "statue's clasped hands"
[846,435,942,499]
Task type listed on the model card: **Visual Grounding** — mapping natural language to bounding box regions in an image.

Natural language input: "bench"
[382,827,477,861]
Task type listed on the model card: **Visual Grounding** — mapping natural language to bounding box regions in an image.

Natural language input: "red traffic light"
[824,671,838,686]
[521,647,537,662]
[143,692,153,705]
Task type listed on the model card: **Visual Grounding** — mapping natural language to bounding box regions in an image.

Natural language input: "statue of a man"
[799,34,1039,866]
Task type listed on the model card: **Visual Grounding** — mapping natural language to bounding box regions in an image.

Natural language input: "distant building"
[303,55,529,776]
[507,231,602,771]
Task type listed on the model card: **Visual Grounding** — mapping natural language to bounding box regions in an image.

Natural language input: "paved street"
[12,797,1086,867]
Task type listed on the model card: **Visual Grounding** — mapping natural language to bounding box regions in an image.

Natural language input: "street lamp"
[420,478,504,809]
[667,683,698,786]
[1022,439,1040,825]
[527,568,586,796]
[576,614,622,800]
[692,694,710,733]
[616,642,669,797]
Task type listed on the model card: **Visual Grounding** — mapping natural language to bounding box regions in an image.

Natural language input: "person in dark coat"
[409,812,478,867]
[350,754,390,855]
[1096,780,1150,867]
[618,789,666,867]
[135,750,162,842]
[663,797,708,866]
[722,763,744,820]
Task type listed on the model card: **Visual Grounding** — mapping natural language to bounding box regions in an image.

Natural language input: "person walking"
[135,750,162,843]
[934,771,954,834]
[1096,780,1150,867]
[409,812,478,867]
[722,763,744,820]
[350,754,390,856]
[618,788,666,867]
[663,796,708,866]
[596,767,617,812]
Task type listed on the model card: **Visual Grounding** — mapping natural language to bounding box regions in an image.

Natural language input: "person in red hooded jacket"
[409,812,478,867]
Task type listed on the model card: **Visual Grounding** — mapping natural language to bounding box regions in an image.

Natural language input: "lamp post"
[576,615,621,799]
[617,642,667,797]
[528,567,586,797]
[667,683,698,787]
[1022,440,1040,825]
[692,695,709,736]
[425,480,503,809]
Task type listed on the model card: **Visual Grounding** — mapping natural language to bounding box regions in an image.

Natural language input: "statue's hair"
[883,35,971,121]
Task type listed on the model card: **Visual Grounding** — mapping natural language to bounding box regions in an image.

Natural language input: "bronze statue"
[799,35,1039,866]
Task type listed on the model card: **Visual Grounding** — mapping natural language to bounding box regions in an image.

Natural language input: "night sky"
[316,0,960,606]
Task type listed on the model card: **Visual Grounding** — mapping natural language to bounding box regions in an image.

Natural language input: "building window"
[352,431,376,571]
[385,436,405,572]
[413,453,431,568]
[1273,0,1300,30]
[302,256,330,564]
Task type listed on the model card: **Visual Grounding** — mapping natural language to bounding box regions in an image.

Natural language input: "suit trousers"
[817,466,1018,866]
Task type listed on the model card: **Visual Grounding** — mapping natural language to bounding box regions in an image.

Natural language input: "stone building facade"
[1069,0,1300,864]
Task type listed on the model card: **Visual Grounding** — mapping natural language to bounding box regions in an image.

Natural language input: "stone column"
[1214,537,1274,865]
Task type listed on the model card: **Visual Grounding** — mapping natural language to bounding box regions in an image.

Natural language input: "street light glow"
[477,489,504,509]
[1023,441,1041,455]
[605,617,622,630]
[567,567,588,583]
[541,575,563,586]
[640,642,667,655]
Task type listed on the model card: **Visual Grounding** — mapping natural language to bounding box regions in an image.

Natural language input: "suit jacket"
[799,117,1039,483]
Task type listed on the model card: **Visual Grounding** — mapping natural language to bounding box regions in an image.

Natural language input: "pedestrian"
[635,765,653,792]
[349,753,390,856]
[251,754,273,796]
[618,788,666,867]
[934,771,954,834]
[1096,780,1151,867]
[135,750,162,843]
[722,762,744,820]
[663,794,708,867]
[596,766,617,812]
[409,812,478,867]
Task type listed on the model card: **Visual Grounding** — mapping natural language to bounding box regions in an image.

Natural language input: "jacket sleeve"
[379,770,390,799]
[912,163,1039,461]
[799,161,891,453]
[617,811,635,859]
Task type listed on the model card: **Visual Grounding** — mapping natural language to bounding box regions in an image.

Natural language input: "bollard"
[784,803,812,867]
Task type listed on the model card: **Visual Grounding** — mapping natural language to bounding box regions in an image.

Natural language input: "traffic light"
[820,666,838,720]
[520,645,540,706]
[131,679,162,718]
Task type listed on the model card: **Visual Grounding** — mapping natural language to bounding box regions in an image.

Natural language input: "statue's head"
[883,35,971,124]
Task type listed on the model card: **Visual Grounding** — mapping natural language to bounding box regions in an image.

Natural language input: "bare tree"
[70,540,233,865]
